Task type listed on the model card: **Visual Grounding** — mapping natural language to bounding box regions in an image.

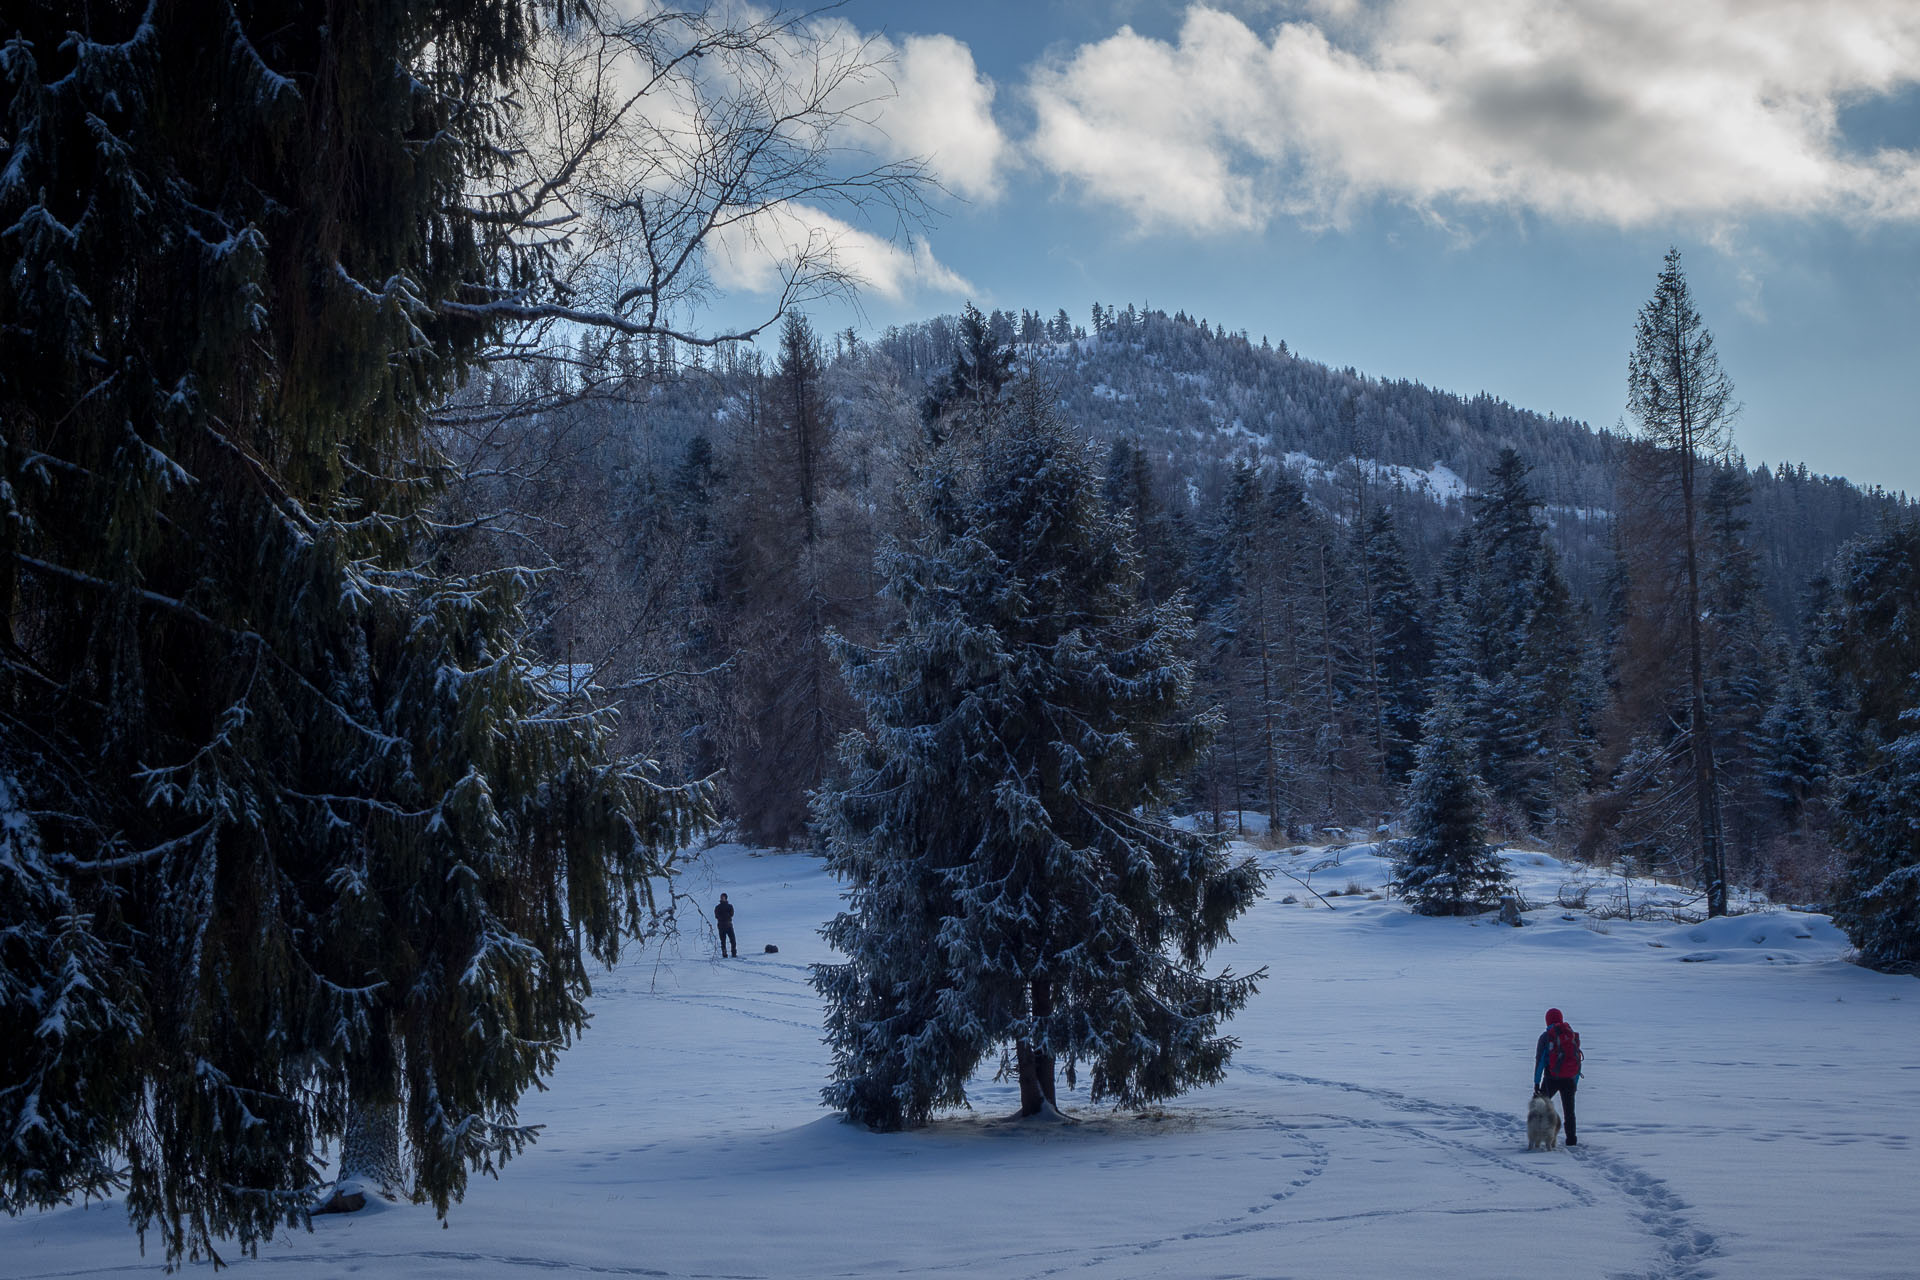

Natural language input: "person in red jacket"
[1534,1007,1583,1146]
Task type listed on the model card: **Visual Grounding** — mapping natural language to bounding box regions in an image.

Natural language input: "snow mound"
[1651,913,1849,964]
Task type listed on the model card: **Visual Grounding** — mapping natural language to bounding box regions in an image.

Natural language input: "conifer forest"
[3,0,1917,1267]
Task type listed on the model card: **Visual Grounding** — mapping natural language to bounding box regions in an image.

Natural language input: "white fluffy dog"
[1527,1092,1562,1151]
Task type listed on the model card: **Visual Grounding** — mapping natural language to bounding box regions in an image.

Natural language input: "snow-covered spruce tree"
[1438,448,1589,830]
[1756,669,1829,834]
[1819,522,1920,970]
[812,378,1265,1131]
[920,300,1018,440]
[1358,506,1432,786]
[0,3,706,1263]
[1830,698,1920,970]
[1394,699,1513,915]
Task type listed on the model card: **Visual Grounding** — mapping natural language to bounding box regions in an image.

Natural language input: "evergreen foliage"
[812,380,1264,1131]
[1188,460,1377,832]
[1820,522,1920,970]
[1831,700,1920,971]
[422,291,1905,911]
[921,301,1016,432]
[1358,507,1432,782]
[1757,669,1829,832]
[864,302,1902,635]
[1393,699,1513,915]
[1699,467,1785,867]
[1434,449,1590,828]
[1102,437,1187,607]
[1194,463,1299,832]
[0,1,704,1260]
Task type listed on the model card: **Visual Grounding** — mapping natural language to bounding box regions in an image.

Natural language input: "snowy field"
[8,839,1916,1279]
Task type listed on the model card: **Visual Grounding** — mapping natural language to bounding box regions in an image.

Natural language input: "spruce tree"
[921,301,1016,432]
[1433,450,1587,830]
[1102,437,1187,607]
[1699,466,1783,869]
[1819,522,1920,970]
[1394,699,1513,915]
[1756,670,1828,833]
[813,379,1264,1131]
[1299,499,1368,822]
[1358,506,1433,785]
[1830,696,1920,970]
[0,2,704,1260]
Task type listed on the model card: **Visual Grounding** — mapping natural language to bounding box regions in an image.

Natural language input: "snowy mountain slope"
[7,842,1914,1279]
[878,310,1908,623]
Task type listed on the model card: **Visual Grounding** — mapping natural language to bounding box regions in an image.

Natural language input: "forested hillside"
[531,304,1900,632]
[875,305,1902,627]
[438,301,1913,932]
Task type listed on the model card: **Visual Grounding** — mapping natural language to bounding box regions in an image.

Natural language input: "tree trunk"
[1360,543,1387,792]
[1317,541,1342,821]
[1689,669,1728,916]
[1680,448,1729,917]
[1258,581,1279,832]
[1017,977,1058,1116]
[317,1098,405,1213]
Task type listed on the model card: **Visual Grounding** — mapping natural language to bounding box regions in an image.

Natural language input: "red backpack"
[1547,1022,1583,1078]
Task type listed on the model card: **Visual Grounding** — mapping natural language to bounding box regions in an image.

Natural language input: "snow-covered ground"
[9,841,1916,1279]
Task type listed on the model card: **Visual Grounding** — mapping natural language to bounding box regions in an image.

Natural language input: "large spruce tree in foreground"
[813,381,1264,1131]
[0,2,707,1262]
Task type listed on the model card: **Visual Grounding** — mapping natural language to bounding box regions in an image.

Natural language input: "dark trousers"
[718,922,737,957]
[1538,1075,1578,1142]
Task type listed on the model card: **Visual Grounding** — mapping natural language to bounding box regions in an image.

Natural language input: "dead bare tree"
[444,2,929,373]
[1625,248,1739,917]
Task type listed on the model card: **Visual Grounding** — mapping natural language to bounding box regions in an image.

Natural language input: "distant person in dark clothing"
[715,893,738,958]
[1534,1007,1584,1145]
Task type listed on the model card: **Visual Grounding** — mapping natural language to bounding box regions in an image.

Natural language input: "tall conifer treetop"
[813,379,1264,1131]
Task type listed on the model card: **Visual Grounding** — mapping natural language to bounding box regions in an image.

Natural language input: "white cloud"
[1025,1,1920,233]
[887,34,1008,202]
[707,203,973,304]
[799,18,1009,203]
[585,4,992,308]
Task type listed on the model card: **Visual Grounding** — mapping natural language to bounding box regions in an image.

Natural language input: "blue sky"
[711,1,1920,496]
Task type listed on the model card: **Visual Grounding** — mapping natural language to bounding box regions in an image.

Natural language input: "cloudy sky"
[718,0,1920,495]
